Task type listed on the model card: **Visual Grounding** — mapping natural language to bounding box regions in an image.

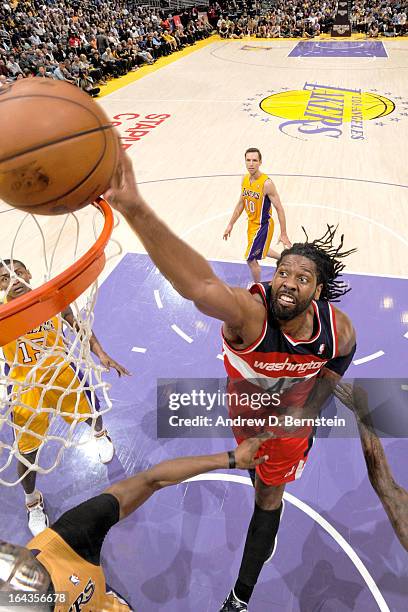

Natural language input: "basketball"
[0,79,119,215]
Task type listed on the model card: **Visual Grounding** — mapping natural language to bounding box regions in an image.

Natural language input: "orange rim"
[0,198,113,346]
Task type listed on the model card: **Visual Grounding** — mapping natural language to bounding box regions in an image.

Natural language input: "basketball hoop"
[0,198,113,345]
[0,198,120,486]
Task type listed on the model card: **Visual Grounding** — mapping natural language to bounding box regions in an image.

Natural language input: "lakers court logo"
[242,82,405,141]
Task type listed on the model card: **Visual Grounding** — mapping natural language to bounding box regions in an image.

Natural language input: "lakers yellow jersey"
[27,529,132,611]
[241,173,272,226]
[1,314,67,383]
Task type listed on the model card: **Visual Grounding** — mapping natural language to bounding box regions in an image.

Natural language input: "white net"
[0,203,120,486]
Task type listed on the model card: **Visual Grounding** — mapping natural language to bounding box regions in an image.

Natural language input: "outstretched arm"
[105,151,263,330]
[335,384,408,551]
[105,435,271,520]
[62,307,131,377]
[264,179,291,249]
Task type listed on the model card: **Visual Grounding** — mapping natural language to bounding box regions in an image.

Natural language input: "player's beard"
[270,291,315,321]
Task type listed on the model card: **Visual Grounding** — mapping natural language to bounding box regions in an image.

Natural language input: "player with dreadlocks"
[105,151,357,612]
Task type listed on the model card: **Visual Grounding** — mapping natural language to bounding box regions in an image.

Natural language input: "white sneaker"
[26,493,49,536]
[95,430,114,464]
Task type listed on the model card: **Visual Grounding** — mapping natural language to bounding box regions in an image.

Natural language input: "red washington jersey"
[221,282,355,485]
[222,282,340,411]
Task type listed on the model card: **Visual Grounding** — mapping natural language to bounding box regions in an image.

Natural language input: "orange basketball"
[0,78,119,215]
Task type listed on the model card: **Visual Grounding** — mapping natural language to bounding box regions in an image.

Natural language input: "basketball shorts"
[234,430,314,486]
[245,220,274,261]
[11,365,100,454]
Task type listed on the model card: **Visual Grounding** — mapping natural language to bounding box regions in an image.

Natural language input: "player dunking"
[0,259,130,536]
[105,152,357,611]
[223,148,292,283]
[0,436,270,612]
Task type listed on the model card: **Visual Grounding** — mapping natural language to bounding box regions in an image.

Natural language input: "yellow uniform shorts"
[245,220,274,261]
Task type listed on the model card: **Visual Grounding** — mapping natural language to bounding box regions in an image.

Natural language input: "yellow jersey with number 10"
[241,173,272,228]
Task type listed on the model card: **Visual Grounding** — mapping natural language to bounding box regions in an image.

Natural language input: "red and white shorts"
[234,431,314,486]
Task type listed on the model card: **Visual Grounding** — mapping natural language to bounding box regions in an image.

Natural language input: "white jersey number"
[244,198,256,214]
[18,339,43,363]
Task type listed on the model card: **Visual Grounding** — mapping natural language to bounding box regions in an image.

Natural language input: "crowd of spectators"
[0,0,213,95]
[213,0,408,38]
[351,1,407,37]
[1,0,407,96]
[214,1,337,38]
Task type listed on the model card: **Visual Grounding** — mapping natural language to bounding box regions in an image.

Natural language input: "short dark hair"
[245,147,262,161]
[277,225,357,302]
[0,259,27,270]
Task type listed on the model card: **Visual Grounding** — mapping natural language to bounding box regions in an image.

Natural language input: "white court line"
[404,331,408,339]
[108,186,408,279]
[289,202,408,249]
[171,324,193,343]
[181,212,229,239]
[200,254,408,280]
[154,289,163,309]
[114,98,254,102]
[182,204,408,249]
[96,247,408,281]
[185,474,390,612]
[265,499,285,563]
[101,249,408,282]
[353,350,385,365]
[180,202,408,279]
[131,346,147,353]
[99,189,408,292]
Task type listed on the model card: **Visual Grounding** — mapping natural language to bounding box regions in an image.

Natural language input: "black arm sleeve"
[50,493,120,565]
[325,344,357,376]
